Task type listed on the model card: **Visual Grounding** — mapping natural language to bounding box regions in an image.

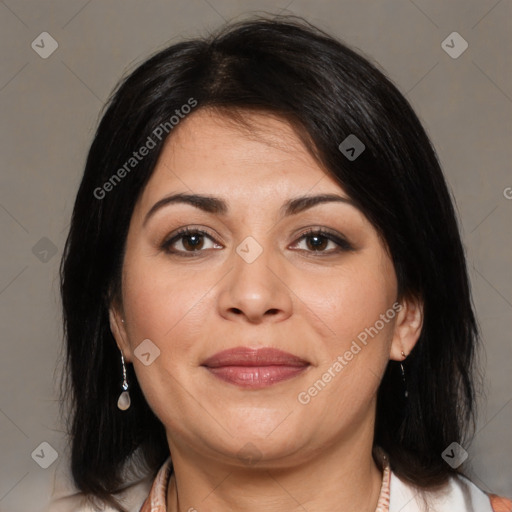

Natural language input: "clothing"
[46,449,512,512]
[46,450,152,512]
[139,456,512,512]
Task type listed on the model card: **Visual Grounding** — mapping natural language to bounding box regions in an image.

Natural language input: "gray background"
[0,1,511,511]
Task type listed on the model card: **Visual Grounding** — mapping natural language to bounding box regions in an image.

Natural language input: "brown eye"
[161,228,222,255]
[292,229,354,253]
[181,233,205,251]
[304,234,329,251]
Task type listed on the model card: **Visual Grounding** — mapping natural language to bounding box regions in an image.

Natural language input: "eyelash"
[160,226,354,257]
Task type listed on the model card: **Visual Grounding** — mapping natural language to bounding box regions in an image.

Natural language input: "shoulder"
[45,450,153,512]
[489,494,512,512]
[45,482,152,512]
[389,470,512,512]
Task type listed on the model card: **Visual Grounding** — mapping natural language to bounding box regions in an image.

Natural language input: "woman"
[52,15,511,512]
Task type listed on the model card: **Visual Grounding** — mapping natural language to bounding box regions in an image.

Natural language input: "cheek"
[119,256,212,423]
[300,255,397,415]
[305,257,397,354]
[122,253,204,335]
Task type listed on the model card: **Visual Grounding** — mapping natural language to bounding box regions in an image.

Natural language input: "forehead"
[137,108,345,207]
[169,108,315,159]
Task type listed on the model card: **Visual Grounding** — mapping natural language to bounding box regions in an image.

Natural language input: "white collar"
[389,469,493,512]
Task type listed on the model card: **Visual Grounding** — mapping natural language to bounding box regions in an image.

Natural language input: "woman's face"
[111,108,419,467]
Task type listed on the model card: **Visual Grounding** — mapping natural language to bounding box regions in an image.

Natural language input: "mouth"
[201,346,310,389]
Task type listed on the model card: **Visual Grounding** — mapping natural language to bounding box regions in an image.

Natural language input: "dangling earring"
[400,350,408,398]
[117,353,131,411]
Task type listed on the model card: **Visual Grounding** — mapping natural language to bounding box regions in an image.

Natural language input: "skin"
[110,108,423,512]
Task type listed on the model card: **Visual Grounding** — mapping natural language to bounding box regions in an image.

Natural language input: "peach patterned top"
[139,456,390,512]
[139,455,511,512]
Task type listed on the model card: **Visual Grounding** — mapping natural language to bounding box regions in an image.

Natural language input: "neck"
[165,419,384,512]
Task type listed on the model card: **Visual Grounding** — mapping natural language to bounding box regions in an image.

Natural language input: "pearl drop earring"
[117,353,131,411]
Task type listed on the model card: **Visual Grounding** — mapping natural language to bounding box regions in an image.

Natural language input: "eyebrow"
[143,192,357,227]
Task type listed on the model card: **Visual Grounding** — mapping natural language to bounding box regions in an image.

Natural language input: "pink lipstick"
[201,347,309,389]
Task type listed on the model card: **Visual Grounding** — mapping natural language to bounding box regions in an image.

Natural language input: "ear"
[389,295,423,361]
[109,303,132,363]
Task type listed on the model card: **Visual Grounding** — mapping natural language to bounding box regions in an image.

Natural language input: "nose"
[216,242,293,324]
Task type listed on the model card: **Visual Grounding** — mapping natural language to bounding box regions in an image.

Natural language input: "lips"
[201,347,310,389]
